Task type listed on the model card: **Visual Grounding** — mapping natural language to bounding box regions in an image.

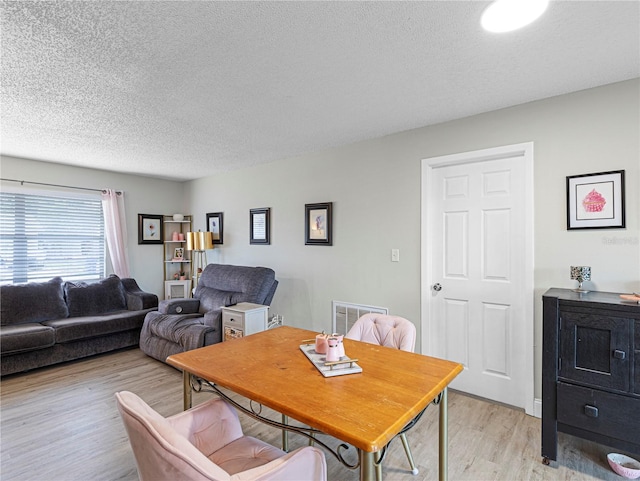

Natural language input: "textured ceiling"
[1,1,639,181]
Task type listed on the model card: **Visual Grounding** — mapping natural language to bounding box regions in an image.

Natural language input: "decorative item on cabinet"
[569,266,591,292]
[163,214,192,300]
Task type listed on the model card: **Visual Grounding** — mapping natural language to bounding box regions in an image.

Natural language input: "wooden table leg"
[281,414,289,451]
[359,450,376,481]
[439,387,448,481]
[183,371,192,410]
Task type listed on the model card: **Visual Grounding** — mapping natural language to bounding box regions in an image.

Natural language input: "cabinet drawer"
[222,311,245,329]
[557,382,640,445]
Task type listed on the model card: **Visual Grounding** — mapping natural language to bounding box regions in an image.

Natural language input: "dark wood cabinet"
[542,289,640,463]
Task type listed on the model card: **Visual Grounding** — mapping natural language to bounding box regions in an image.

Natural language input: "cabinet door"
[559,311,630,391]
[635,321,640,395]
[165,280,190,300]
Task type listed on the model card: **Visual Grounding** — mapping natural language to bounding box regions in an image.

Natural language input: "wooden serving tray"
[299,343,362,377]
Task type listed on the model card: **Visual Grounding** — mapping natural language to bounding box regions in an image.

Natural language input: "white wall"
[2,79,637,401]
[186,78,639,399]
[0,156,186,296]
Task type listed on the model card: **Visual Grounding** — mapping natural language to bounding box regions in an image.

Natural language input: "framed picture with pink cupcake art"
[566,170,625,230]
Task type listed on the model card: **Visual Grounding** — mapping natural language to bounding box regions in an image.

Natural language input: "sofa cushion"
[0,277,68,326]
[65,275,127,317]
[0,324,56,354]
[196,288,244,314]
[42,309,150,343]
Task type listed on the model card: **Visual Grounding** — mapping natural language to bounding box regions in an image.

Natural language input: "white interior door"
[421,143,534,414]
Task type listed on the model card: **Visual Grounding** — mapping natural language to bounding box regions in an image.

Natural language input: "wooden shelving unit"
[163,215,192,299]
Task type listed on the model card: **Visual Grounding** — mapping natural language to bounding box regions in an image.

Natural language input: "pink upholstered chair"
[115,391,326,481]
[346,314,419,477]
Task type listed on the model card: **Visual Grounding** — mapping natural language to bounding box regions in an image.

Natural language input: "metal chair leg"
[400,433,419,475]
[375,451,382,481]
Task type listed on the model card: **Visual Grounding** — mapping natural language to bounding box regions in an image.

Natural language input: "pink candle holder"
[315,333,328,354]
[326,337,340,362]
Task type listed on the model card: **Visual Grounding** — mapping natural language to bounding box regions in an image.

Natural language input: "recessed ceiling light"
[481,0,549,33]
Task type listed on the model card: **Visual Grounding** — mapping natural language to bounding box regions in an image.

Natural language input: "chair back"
[195,264,278,312]
[115,391,230,481]
[346,313,416,352]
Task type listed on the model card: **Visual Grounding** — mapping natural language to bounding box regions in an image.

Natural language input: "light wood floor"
[0,347,628,481]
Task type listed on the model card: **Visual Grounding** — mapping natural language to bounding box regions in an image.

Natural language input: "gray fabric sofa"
[140,263,278,363]
[0,275,158,376]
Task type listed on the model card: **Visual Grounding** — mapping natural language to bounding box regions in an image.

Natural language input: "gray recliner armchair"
[140,264,278,363]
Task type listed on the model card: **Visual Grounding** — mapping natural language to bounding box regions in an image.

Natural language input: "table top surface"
[166,325,463,452]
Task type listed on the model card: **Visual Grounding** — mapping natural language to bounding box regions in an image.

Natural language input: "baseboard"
[534,397,542,418]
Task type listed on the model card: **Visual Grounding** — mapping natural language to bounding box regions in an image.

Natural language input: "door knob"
[433,283,442,292]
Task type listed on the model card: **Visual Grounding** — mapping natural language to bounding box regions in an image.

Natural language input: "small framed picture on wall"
[138,214,163,244]
[566,170,625,230]
[305,202,332,246]
[206,212,224,245]
[250,208,270,245]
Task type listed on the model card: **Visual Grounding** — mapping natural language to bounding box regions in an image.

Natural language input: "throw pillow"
[0,277,69,325]
[65,275,127,317]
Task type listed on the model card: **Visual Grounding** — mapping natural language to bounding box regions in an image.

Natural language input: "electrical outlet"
[391,249,400,262]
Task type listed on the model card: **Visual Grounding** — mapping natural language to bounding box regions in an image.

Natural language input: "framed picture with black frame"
[206,212,224,245]
[250,208,270,244]
[566,170,625,230]
[138,214,163,244]
[305,202,332,246]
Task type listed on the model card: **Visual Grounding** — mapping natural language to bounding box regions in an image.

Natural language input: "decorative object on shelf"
[250,208,270,245]
[172,231,180,241]
[186,230,213,287]
[570,266,591,292]
[305,202,332,246]
[173,271,186,281]
[566,170,625,230]
[206,212,224,245]
[138,214,163,244]
[172,247,184,260]
[172,214,184,221]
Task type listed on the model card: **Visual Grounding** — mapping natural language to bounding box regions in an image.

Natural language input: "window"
[0,191,105,285]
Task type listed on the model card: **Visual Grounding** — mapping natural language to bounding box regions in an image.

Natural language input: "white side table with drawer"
[222,302,269,341]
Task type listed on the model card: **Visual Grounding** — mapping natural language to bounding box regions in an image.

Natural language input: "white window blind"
[0,191,105,285]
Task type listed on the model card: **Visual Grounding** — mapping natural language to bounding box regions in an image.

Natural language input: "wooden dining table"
[166,325,463,481]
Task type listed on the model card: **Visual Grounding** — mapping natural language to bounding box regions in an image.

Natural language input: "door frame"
[421,142,535,416]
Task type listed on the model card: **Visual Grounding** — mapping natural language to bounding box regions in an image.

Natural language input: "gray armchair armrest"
[121,278,159,311]
[158,298,201,315]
